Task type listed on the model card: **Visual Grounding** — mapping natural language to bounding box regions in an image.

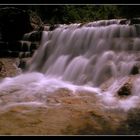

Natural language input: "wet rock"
[19,52,31,58]
[130,65,139,75]
[119,18,140,25]
[49,24,60,31]
[0,7,33,41]
[117,82,132,96]
[28,31,42,42]
[44,24,51,31]
[129,18,140,25]
[119,19,129,25]
[8,41,38,52]
[78,23,86,28]
[23,31,43,43]
[18,59,27,70]
[0,40,38,58]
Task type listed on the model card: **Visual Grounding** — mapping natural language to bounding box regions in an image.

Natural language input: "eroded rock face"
[0,7,33,41]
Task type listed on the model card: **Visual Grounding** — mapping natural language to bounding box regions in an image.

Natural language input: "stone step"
[0,41,39,52]
[0,51,32,58]
[23,31,42,42]
[0,41,8,51]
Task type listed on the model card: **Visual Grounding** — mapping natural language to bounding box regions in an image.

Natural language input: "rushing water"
[1,19,140,111]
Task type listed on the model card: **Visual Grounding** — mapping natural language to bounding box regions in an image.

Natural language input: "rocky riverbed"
[0,60,139,135]
[0,58,31,79]
[0,58,21,79]
[0,86,127,135]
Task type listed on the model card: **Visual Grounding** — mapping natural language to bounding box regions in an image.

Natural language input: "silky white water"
[1,19,140,111]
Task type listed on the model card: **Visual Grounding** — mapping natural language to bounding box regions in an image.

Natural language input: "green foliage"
[24,5,120,24]
[118,5,140,19]
[1,5,140,24]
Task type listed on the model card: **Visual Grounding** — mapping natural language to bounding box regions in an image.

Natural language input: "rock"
[18,59,27,70]
[119,18,140,25]
[0,40,37,58]
[0,7,33,41]
[49,24,60,31]
[23,31,43,42]
[130,65,139,75]
[101,76,135,97]
[28,31,42,42]
[121,108,140,135]
[8,41,29,52]
[19,52,31,58]
[129,18,140,25]
[0,58,22,78]
[30,42,39,50]
[117,82,132,96]
[119,19,128,25]
[44,24,51,31]
[78,23,86,28]
[27,10,43,31]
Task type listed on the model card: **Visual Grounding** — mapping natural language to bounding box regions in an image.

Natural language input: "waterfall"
[1,19,140,111]
[28,19,140,87]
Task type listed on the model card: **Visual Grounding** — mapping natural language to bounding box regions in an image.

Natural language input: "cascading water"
[1,19,140,112]
[29,20,139,86]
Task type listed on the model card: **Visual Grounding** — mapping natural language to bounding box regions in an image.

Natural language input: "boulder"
[100,77,133,97]
[0,7,33,41]
[117,82,132,96]
[130,65,139,75]
[119,19,128,25]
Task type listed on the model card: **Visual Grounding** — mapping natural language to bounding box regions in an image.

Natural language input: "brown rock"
[130,65,139,75]
[117,82,132,96]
